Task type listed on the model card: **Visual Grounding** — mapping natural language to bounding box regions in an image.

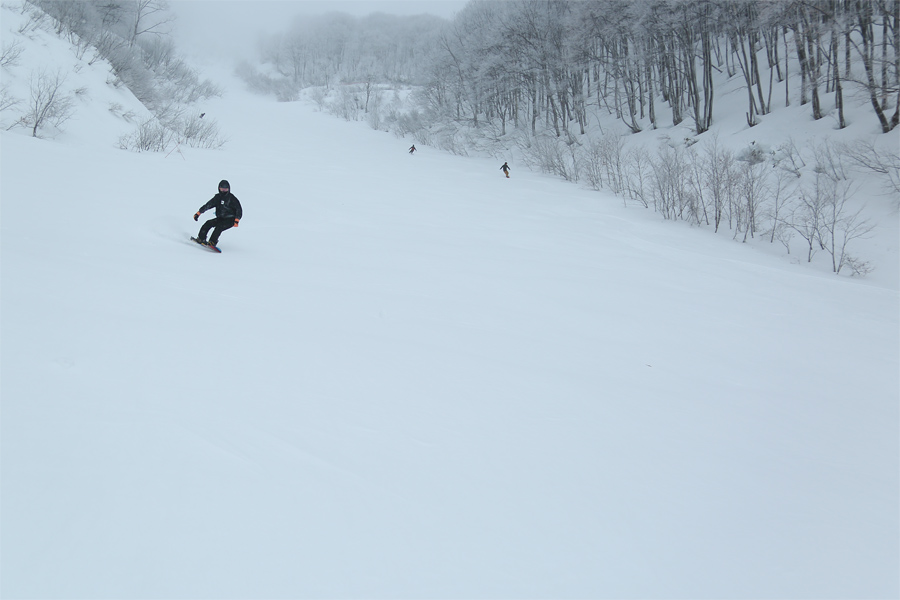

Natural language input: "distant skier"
[193,179,242,249]
[500,162,510,178]
[408,144,416,154]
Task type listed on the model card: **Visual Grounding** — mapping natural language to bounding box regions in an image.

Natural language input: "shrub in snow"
[736,141,770,165]
[175,114,225,149]
[839,140,900,199]
[1,40,24,67]
[20,68,74,138]
[118,118,171,152]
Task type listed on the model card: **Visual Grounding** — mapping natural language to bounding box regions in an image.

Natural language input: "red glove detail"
[194,212,200,221]
[234,218,240,228]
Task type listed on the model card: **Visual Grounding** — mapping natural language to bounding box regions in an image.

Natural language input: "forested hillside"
[2,0,897,277]
[423,0,898,134]
[248,1,897,133]
[3,0,223,150]
[245,0,898,278]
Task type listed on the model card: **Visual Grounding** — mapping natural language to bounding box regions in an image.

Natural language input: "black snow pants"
[198,217,234,245]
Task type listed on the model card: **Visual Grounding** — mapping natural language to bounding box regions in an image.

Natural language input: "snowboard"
[191,237,221,253]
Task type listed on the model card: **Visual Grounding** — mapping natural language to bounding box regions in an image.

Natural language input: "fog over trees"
[246,0,897,135]
[4,0,896,274]
[237,0,896,274]
[237,11,446,102]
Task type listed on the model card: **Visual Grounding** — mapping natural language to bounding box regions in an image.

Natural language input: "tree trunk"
[783,26,791,106]
[791,24,809,105]
[855,0,894,132]
[833,31,846,128]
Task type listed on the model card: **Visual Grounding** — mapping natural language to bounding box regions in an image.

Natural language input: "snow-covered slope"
[0,3,152,144]
[1,5,898,599]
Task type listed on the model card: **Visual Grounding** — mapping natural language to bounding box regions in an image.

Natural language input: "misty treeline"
[242,11,446,101]
[424,0,898,135]
[241,0,897,274]
[4,0,223,148]
[245,0,898,135]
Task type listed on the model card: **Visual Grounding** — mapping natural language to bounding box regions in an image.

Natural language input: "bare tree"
[767,167,796,244]
[812,138,849,181]
[839,139,900,197]
[700,135,737,233]
[1,40,24,68]
[848,0,898,132]
[624,146,653,208]
[786,183,825,264]
[818,178,874,274]
[737,159,769,242]
[22,69,74,138]
[127,0,174,48]
[1,84,22,124]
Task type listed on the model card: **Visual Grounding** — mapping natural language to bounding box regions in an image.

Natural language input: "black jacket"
[199,192,242,220]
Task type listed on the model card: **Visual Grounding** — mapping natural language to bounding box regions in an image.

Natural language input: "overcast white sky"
[170,1,468,61]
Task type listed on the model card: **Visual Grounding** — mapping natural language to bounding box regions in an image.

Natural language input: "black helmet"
[218,179,230,191]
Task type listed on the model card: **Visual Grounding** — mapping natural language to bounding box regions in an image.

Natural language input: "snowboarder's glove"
[193,212,200,221]
[234,218,240,228]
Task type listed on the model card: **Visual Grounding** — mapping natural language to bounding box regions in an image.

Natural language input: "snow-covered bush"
[20,68,74,138]
[1,39,24,67]
[118,118,171,152]
[175,114,225,149]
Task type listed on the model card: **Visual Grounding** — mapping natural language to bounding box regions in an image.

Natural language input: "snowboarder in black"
[194,179,242,248]
[500,162,510,178]
[409,144,416,154]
